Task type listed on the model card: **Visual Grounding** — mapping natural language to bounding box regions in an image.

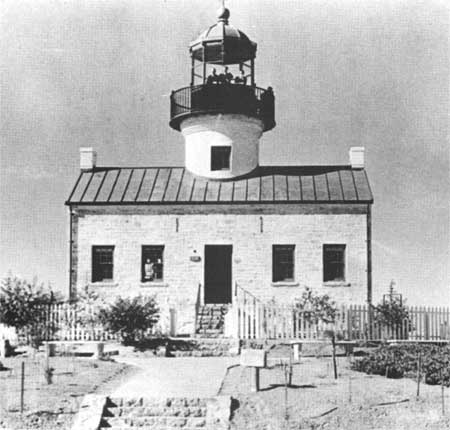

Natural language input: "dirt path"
[112,356,239,398]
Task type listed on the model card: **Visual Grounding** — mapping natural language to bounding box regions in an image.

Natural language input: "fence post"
[424,310,430,340]
[367,303,373,340]
[331,334,338,379]
[347,306,352,341]
[20,361,25,414]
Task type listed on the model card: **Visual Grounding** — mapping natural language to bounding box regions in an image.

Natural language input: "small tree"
[373,297,411,339]
[98,295,159,344]
[294,287,338,324]
[73,285,107,333]
[0,276,57,348]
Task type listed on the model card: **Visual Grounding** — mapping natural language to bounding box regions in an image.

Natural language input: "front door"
[204,245,232,304]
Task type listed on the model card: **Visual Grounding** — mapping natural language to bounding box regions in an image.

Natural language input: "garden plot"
[220,356,450,429]
[0,351,135,430]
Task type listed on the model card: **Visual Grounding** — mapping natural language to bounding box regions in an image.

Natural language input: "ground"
[220,353,450,430]
[2,344,450,429]
[0,349,135,430]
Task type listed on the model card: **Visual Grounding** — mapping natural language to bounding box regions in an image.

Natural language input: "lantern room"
[189,7,256,86]
[169,6,276,179]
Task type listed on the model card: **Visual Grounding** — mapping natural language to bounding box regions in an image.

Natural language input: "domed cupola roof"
[189,7,257,64]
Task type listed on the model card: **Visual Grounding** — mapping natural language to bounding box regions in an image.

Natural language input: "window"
[142,245,164,282]
[211,146,231,171]
[92,246,114,282]
[323,244,346,282]
[272,245,295,282]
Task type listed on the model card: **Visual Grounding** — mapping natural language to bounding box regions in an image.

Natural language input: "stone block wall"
[71,204,369,335]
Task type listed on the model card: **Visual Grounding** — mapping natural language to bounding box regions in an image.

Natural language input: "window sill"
[271,281,299,287]
[323,282,351,287]
[140,282,168,288]
[90,282,118,287]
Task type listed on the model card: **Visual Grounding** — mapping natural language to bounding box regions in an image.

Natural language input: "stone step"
[198,313,224,318]
[197,324,223,330]
[108,397,207,408]
[105,406,207,417]
[99,427,215,430]
[197,313,226,319]
[198,321,224,330]
[196,333,224,338]
[100,416,207,427]
[198,317,224,320]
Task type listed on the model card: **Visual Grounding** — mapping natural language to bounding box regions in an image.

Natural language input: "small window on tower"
[211,146,231,171]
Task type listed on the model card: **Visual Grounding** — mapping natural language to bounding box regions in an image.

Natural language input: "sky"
[0,0,449,305]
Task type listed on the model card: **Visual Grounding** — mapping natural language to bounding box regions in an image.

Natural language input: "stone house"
[66,7,373,336]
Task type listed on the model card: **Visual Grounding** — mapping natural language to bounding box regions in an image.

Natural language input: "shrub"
[98,295,159,344]
[373,297,411,332]
[294,287,338,324]
[73,285,107,331]
[0,276,57,348]
[352,344,450,386]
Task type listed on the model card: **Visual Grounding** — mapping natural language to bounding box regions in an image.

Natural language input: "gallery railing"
[170,83,275,131]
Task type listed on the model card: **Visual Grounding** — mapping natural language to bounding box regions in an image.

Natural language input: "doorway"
[204,245,232,304]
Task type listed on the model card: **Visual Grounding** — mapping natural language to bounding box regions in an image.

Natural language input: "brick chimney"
[80,147,97,170]
[349,147,365,169]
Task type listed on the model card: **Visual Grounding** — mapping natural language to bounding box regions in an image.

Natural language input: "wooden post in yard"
[416,352,421,399]
[250,367,260,392]
[20,361,25,414]
[441,367,445,416]
[241,349,266,392]
[331,334,338,379]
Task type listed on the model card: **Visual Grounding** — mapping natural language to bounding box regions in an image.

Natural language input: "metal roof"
[189,8,257,64]
[66,166,373,205]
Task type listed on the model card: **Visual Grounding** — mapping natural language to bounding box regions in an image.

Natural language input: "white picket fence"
[230,299,450,341]
[2,298,450,344]
[0,303,121,343]
[40,302,121,341]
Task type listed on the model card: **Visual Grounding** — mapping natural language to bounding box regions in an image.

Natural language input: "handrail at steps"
[234,282,262,304]
[194,283,202,336]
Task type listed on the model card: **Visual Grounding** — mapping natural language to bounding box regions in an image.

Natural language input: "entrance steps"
[169,337,239,357]
[98,397,230,430]
[195,304,229,338]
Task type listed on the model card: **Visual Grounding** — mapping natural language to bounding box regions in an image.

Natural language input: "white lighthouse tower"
[169,6,275,179]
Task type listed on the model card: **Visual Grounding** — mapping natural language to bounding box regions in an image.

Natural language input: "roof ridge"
[77,164,366,173]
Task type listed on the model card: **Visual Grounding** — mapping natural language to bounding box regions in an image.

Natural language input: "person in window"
[234,68,246,85]
[218,67,233,84]
[207,68,218,85]
[144,258,155,281]
[224,66,233,83]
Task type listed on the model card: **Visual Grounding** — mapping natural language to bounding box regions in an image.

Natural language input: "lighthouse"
[67,4,373,337]
[169,6,275,179]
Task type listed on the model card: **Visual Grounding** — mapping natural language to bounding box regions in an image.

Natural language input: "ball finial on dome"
[217,6,230,23]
